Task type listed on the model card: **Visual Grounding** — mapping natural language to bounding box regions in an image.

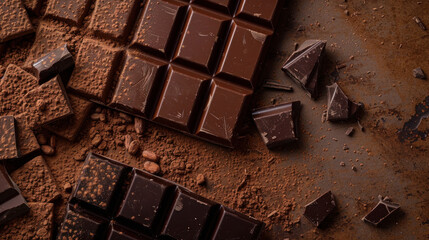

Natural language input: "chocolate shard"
[252,101,301,149]
[326,83,363,121]
[0,165,19,204]
[282,40,327,99]
[32,44,75,84]
[0,116,20,160]
[0,194,30,225]
[412,67,426,80]
[303,191,336,227]
[362,195,400,226]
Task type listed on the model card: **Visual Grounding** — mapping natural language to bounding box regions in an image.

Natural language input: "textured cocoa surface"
[0,0,34,43]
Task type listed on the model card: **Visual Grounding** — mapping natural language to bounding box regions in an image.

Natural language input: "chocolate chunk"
[45,0,92,25]
[327,83,363,121]
[345,127,355,136]
[161,189,218,239]
[32,44,75,84]
[23,76,73,129]
[109,51,167,117]
[131,0,187,58]
[216,21,270,87]
[0,202,53,239]
[196,79,252,147]
[282,40,327,99]
[116,169,175,231]
[68,38,122,103]
[252,101,301,149]
[71,153,131,215]
[303,191,336,227]
[236,0,280,27]
[211,206,265,240]
[0,194,30,226]
[89,0,140,40]
[11,156,61,203]
[0,0,34,43]
[362,196,400,226]
[0,165,19,204]
[44,94,93,141]
[153,66,210,132]
[413,67,426,80]
[57,206,107,239]
[0,116,19,160]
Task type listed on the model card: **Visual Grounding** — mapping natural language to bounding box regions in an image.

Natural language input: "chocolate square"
[362,196,400,226]
[153,66,210,132]
[45,0,92,25]
[57,207,107,239]
[68,38,122,103]
[0,116,19,160]
[0,0,34,43]
[236,0,279,27]
[303,191,336,227]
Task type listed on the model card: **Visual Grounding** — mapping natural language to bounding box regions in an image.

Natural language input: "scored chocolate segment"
[68,38,122,103]
[161,189,218,239]
[71,153,131,215]
[217,20,270,87]
[236,0,279,27]
[303,191,336,227]
[211,206,265,240]
[191,0,238,15]
[32,44,74,84]
[0,0,34,43]
[0,165,19,204]
[131,0,187,58]
[153,66,211,132]
[252,101,301,149]
[174,6,230,73]
[116,169,176,231]
[57,207,107,239]
[44,94,93,141]
[23,76,73,129]
[45,0,92,25]
[89,0,140,40]
[196,79,252,147]
[0,116,19,160]
[110,52,168,117]
[107,223,156,240]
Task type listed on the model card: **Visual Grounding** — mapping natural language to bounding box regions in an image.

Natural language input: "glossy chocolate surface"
[303,191,336,227]
[327,83,363,121]
[32,44,74,84]
[59,153,265,239]
[252,101,301,149]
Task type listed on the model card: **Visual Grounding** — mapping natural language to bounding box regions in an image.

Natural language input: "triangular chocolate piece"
[362,196,400,226]
[282,40,326,99]
[326,83,363,121]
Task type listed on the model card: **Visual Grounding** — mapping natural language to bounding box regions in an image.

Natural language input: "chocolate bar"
[252,102,301,149]
[32,44,75,84]
[23,76,73,129]
[303,191,336,227]
[58,153,265,239]
[326,83,363,121]
[282,40,326,99]
[362,196,400,226]
[0,165,30,225]
[0,116,19,160]
[0,0,34,43]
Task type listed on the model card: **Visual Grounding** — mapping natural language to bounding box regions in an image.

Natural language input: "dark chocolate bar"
[252,101,301,149]
[58,152,265,239]
[326,83,363,121]
[362,196,400,226]
[32,44,75,84]
[282,40,326,99]
[0,0,34,43]
[0,116,19,160]
[303,191,336,227]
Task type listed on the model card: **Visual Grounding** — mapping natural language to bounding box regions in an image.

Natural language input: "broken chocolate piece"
[282,40,326,98]
[32,44,75,84]
[345,127,355,136]
[252,102,301,149]
[23,76,73,129]
[0,194,30,226]
[303,191,336,227]
[0,0,34,43]
[0,116,19,160]
[45,0,92,25]
[362,195,400,226]
[412,67,426,80]
[0,165,19,204]
[327,83,363,121]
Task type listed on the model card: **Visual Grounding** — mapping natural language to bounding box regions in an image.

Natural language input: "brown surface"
[45,0,92,25]
[14,114,40,159]
[0,202,54,240]
[0,0,34,43]
[0,116,19,160]
[0,0,428,239]
[11,156,61,203]
[23,76,73,129]
[22,0,43,13]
